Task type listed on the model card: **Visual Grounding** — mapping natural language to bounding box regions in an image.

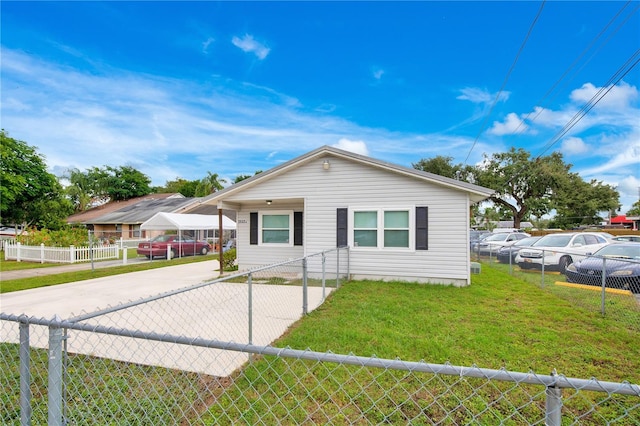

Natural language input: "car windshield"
[152,235,174,242]
[513,237,539,247]
[532,234,572,248]
[484,234,509,242]
[594,244,640,259]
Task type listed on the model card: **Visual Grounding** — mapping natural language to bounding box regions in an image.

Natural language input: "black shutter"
[337,208,348,247]
[294,212,303,246]
[416,206,428,250]
[249,212,258,245]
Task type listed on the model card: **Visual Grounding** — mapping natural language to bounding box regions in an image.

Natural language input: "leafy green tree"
[105,165,152,201]
[627,200,640,217]
[233,170,263,184]
[156,177,199,197]
[64,165,152,208]
[1,130,73,229]
[474,148,573,229]
[412,156,475,180]
[195,171,226,196]
[552,175,619,229]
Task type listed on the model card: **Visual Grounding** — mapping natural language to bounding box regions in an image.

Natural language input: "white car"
[515,232,613,273]
[476,232,531,255]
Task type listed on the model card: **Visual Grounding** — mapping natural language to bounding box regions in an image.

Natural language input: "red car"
[137,235,211,259]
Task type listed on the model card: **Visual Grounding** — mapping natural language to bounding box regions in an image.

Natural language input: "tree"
[1,130,73,229]
[412,156,474,180]
[63,165,152,209]
[233,170,263,184]
[195,171,226,197]
[105,165,153,201]
[156,177,199,197]
[627,200,640,217]
[474,148,573,229]
[552,175,619,229]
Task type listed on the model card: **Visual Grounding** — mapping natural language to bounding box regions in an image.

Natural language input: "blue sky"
[1,1,639,215]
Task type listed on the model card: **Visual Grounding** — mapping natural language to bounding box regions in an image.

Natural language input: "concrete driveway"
[1,260,333,376]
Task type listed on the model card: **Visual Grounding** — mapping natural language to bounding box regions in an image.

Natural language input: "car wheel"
[558,256,572,274]
[200,247,209,255]
[169,249,177,259]
[145,255,150,259]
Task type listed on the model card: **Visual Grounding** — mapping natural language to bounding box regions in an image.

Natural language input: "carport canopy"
[140,212,236,231]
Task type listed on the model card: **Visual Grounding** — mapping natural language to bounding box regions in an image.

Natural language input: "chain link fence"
[3,246,639,425]
[473,244,640,331]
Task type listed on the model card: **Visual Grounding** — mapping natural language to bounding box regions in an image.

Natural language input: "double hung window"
[353,209,411,249]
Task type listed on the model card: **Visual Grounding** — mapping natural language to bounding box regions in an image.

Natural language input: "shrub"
[222,248,237,271]
[17,227,90,247]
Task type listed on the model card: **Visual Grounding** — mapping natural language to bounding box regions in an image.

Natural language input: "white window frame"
[259,210,294,246]
[349,207,414,251]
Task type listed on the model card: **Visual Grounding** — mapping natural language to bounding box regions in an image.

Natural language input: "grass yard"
[2,265,638,424]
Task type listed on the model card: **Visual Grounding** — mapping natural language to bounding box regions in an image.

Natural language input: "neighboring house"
[66,193,201,240]
[495,220,534,230]
[189,146,494,286]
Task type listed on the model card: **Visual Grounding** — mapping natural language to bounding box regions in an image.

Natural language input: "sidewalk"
[1,255,210,281]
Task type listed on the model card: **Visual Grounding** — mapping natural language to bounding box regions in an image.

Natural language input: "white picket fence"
[3,242,119,264]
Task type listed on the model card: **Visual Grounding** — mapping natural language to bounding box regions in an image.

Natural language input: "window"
[384,211,409,247]
[262,214,291,244]
[250,211,303,246]
[352,208,411,249]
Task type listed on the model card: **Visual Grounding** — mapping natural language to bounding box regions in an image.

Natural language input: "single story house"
[189,146,494,286]
[66,194,202,240]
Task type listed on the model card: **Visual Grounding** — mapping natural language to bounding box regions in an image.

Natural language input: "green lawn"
[2,261,638,424]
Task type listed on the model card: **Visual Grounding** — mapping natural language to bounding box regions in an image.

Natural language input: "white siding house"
[192,146,494,286]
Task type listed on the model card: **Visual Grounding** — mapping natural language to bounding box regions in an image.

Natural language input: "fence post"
[40,243,45,264]
[601,257,607,316]
[545,371,562,426]
[336,247,341,289]
[167,244,172,260]
[541,249,546,288]
[48,316,64,426]
[20,322,32,426]
[123,245,128,265]
[248,272,253,346]
[70,245,75,264]
[321,251,326,301]
[17,242,21,262]
[302,257,309,315]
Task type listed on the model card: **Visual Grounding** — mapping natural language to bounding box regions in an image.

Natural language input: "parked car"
[137,235,212,259]
[496,236,541,264]
[476,232,531,256]
[515,232,613,273]
[611,235,640,242]
[564,243,640,293]
[470,230,491,250]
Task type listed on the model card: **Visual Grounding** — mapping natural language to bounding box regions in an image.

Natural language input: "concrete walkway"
[1,259,333,376]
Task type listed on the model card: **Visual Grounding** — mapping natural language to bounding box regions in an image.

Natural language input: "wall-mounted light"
[323,160,330,170]
[266,200,272,205]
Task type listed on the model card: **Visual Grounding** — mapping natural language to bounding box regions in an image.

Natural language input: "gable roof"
[194,145,494,207]
[67,194,200,225]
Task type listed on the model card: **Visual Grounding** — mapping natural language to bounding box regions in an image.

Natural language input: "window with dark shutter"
[249,212,258,245]
[336,208,348,247]
[415,206,428,250]
[294,212,303,246]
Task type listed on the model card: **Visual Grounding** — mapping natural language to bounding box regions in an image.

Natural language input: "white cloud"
[561,136,589,155]
[488,112,527,136]
[457,87,510,104]
[231,34,270,60]
[332,138,369,156]
[202,37,215,54]
[570,81,638,111]
[372,67,384,81]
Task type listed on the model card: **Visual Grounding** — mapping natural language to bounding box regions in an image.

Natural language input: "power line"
[535,48,640,158]
[510,1,638,136]
[463,0,546,165]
